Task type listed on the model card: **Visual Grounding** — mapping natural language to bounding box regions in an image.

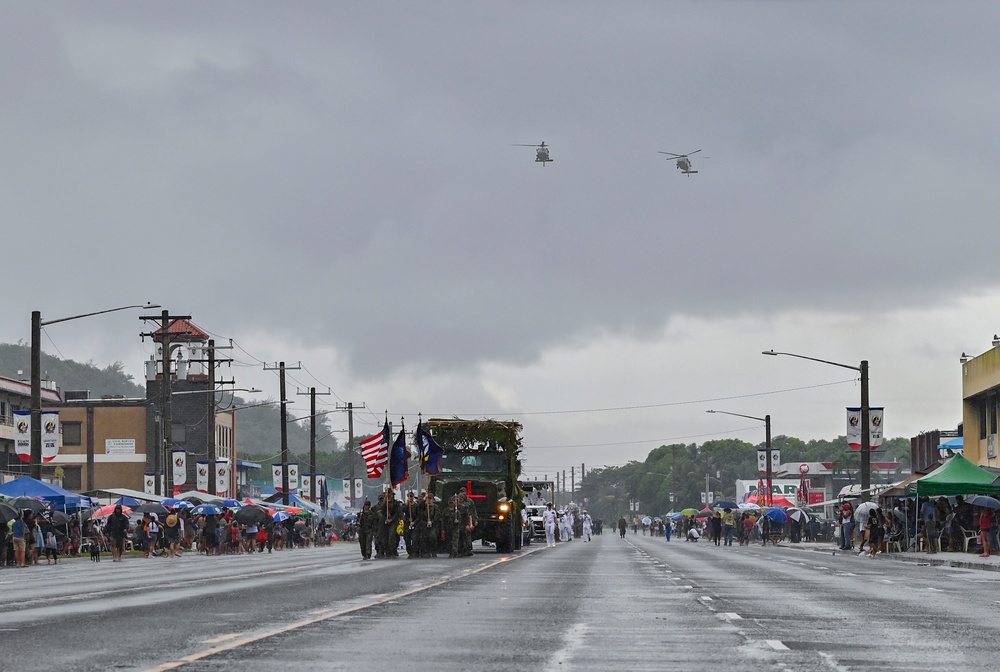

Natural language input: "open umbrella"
[163,498,194,510]
[679,508,699,516]
[216,499,242,509]
[966,495,1000,510]
[763,508,788,525]
[190,504,222,516]
[696,510,714,519]
[737,502,760,511]
[234,504,269,526]
[135,503,170,516]
[0,502,18,524]
[272,511,292,523]
[91,504,130,519]
[714,500,739,511]
[114,496,142,507]
[182,496,206,506]
[786,508,810,524]
[854,501,878,518]
[7,496,46,513]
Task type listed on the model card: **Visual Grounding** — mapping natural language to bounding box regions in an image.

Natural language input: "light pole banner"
[144,473,156,495]
[13,410,30,463]
[847,407,885,450]
[216,459,230,495]
[272,464,283,490]
[172,450,187,485]
[301,474,311,499]
[41,411,60,462]
[196,461,209,491]
[288,463,299,490]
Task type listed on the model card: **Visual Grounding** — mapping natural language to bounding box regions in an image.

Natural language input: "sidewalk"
[781,539,1000,572]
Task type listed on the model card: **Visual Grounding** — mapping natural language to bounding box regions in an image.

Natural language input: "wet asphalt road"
[2,534,999,671]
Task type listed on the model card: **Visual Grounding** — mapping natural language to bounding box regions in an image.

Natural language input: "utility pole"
[188,339,234,495]
[571,466,575,501]
[336,402,366,508]
[297,386,331,505]
[264,361,301,505]
[140,310,191,496]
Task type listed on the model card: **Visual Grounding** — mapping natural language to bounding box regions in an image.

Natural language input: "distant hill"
[0,343,346,460]
[0,343,145,398]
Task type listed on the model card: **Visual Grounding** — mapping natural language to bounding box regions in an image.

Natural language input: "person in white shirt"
[582,512,593,541]
[542,502,558,547]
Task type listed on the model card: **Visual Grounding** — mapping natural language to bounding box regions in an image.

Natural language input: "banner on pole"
[196,461,209,491]
[272,464,283,490]
[172,450,187,485]
[13,410,30,463]
[216,459,230,496]
[847,407,885,450]
[41,411,60,462]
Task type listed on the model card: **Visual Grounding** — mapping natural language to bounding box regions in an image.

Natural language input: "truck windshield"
[438,452,507,473]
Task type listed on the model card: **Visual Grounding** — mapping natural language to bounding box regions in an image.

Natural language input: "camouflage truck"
[426,418,524,553]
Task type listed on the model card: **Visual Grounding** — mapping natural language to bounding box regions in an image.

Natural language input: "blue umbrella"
[212,498,242,509]
[714,500,739,510]
[163,499,194,510]
[763,508,788,525]
[191,504,222,516]
[966,495,1000,510]
[115,496,142,507]
[272,511,292,523]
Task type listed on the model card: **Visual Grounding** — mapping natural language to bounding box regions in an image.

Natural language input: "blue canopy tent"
[0,476,93,511]
[938,436,964,458]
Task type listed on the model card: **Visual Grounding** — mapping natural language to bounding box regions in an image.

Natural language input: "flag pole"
[384,412,391,523]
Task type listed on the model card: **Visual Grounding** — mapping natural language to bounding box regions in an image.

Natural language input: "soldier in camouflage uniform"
[403,491,418,558]
[421,491,440,558]
[444,495,469,558]
[357,500,377,560]
[383,488,402,558]
[458,487,477,556]
[373,493,387,558]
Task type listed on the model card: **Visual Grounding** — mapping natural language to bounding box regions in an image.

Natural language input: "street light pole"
[763,350,870,501]
[706,409,772,506]
[30,303,159,480]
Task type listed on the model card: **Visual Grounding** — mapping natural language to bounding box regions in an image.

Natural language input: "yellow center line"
[147,549,536,671]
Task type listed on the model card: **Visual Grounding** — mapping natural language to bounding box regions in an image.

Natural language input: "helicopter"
[511,141,552,166]
[658,149,702,175]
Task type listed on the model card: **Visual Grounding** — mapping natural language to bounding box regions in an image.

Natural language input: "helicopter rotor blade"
[687,149,702,156]
[511,144,542,147]
[657,152,683,158]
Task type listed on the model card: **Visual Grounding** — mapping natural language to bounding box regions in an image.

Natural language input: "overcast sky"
[3,2,999,479]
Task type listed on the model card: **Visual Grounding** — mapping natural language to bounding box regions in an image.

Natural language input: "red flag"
[360,422,390,478]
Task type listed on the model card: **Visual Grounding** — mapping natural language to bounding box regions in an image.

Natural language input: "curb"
[782,542,1000,573]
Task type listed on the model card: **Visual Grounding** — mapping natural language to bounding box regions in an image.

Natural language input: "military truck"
[426,418,524,553]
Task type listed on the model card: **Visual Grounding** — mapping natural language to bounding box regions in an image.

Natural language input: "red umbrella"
[91,504,131,518]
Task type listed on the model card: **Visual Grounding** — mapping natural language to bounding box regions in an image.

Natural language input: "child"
[45,529,59,564]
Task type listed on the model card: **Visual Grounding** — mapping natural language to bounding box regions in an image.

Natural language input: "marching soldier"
[403,491,418,558]
[444,495,470,558]
[458,487,477,556]
[383,488,402,558]
[421,490,440,558]
[374,493,387,558]
[357,500,376,560]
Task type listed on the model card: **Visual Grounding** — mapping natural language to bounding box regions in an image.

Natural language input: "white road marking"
[717,612,742,621]
[699,596,713,601]
[201,633,240,644]
[766,640,789,651]
[819,651,851,671]
[545,622,588,671]
[927,587,944,592]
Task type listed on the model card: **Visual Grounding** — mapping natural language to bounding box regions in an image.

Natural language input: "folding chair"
[959,526,979,553]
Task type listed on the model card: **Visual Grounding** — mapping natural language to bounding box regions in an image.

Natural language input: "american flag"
[360,422,390,479]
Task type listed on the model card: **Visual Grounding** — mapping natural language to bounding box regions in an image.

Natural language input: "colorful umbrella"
[191,504,222,516]
[163,498,194,510]
[966,495,1000,510]
[272,511,292,523]
[91,504,130,518]
[763,508,788,525]
[679,508,699,516]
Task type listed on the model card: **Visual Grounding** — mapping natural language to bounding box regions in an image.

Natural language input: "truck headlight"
[499,503,510,513]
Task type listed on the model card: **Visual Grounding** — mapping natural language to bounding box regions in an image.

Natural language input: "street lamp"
[30,302,159,479]
[706,410,772,506]
[763,349,870,501]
